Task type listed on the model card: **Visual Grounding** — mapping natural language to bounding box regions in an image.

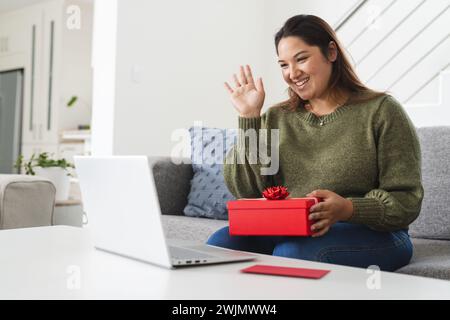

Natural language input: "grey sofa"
[153,126,450,281]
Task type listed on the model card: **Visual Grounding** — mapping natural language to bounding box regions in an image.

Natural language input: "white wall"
[91,0,117,155]
[59,0,93,130]
[111,0,266,157]
[91,0,372,157]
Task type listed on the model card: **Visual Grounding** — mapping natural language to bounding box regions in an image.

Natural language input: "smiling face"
[277,36,337,101]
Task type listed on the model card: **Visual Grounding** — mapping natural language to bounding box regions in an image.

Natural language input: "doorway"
[0,69,24,173]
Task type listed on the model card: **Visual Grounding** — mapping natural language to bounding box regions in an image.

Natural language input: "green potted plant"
[15,152,75,201]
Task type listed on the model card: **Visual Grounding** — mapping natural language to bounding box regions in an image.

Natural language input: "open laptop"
[74,155,256,269]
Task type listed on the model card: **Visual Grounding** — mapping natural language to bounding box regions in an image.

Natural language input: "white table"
[0,226,449,299]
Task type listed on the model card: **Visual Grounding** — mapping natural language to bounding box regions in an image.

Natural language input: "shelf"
[60,129,91,141]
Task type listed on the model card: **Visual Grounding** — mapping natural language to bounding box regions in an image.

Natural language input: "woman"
[206,14,424,272]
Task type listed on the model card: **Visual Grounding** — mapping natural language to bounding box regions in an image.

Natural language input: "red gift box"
[227,197,322,236]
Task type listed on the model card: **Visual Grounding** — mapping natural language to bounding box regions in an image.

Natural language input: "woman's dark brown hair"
[273,14,386,111]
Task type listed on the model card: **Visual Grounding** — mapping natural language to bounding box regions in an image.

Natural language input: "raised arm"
[222,65,277,198]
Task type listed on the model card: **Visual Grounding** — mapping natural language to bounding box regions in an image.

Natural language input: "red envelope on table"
[241,264,330,279]
[227,197,322,236]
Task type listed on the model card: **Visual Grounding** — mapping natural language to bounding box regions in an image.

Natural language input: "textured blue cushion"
[183,127,237,220]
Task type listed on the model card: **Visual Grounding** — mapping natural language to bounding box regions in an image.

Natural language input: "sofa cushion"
[408,126,450,240]
[0,175,56,229]
[161,214,228,242]
[396,238,450,280]
[183,127,237,220]
[151,157,193,216]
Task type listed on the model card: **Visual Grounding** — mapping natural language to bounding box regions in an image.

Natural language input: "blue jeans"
[206,222,413,272]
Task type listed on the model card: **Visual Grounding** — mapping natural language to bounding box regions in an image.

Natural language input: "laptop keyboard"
[169,245,216,260]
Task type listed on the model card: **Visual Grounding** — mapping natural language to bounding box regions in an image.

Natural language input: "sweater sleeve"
[347,96,424,232]
[223,111,278,198]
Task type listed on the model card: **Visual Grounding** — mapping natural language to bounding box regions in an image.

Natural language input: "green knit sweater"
[223,94,424,232]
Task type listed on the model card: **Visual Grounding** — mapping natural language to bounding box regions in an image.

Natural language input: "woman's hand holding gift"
[306,189,354,237]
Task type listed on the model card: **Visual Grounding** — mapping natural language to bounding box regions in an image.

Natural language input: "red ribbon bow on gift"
[262,186,290,200]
